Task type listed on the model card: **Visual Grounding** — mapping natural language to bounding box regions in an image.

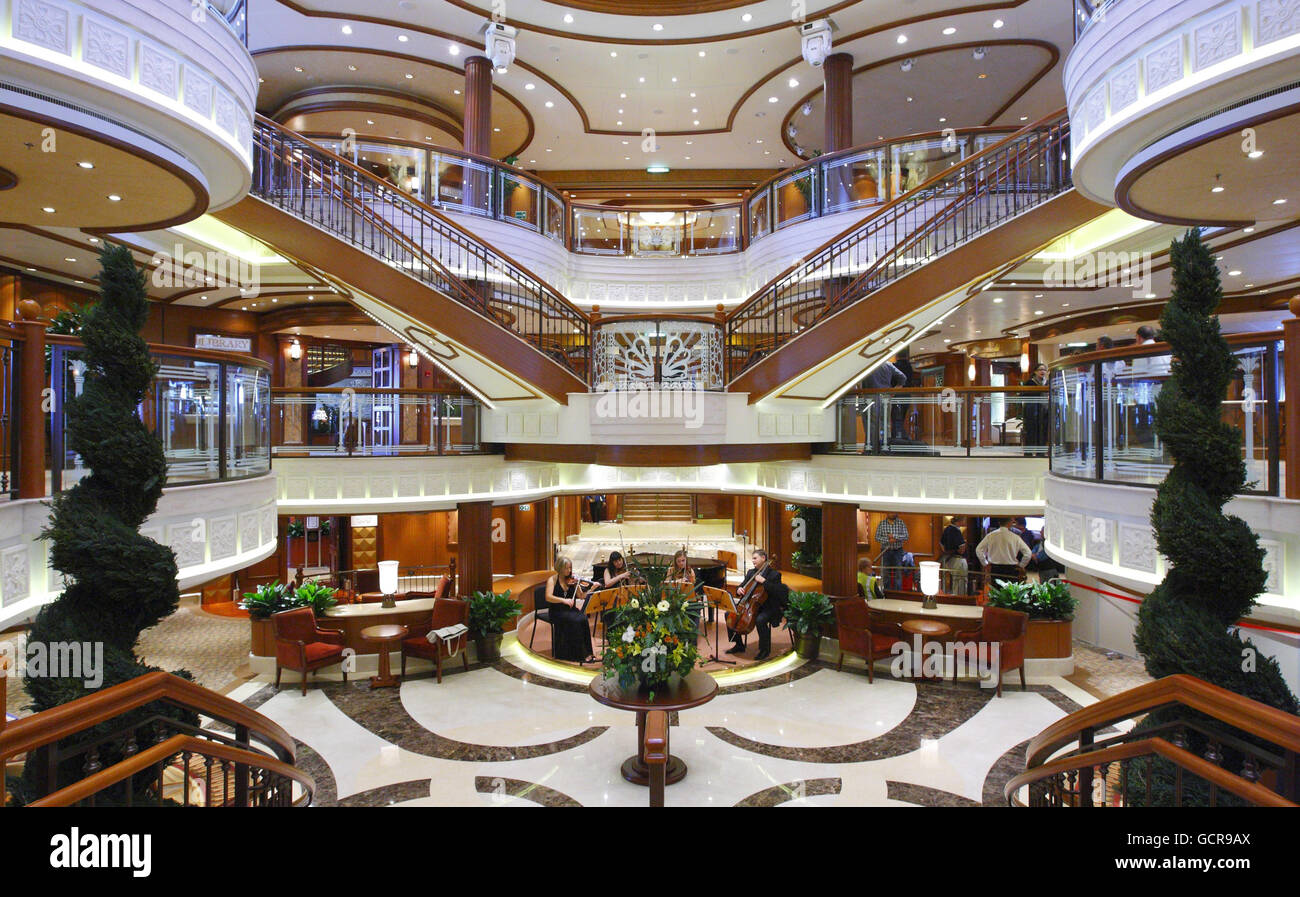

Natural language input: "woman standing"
[544,558,596,664]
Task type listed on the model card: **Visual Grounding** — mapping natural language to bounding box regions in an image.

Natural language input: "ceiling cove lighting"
[646,164,670,174]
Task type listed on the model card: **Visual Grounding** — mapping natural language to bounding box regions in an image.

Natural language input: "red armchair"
[401,598,470,683]
[952,606,1028,696]
[272,607,348,696]
[834,598,905,683]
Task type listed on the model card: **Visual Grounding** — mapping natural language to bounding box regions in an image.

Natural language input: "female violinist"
[544,558,596,664]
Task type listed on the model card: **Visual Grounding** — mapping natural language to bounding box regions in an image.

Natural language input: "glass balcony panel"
[1050,365,1098,479]
[572,207,625,255]
[226,363,270,479]
[774,169,817,229]
[821,149,886,214]
[500,170,541,231]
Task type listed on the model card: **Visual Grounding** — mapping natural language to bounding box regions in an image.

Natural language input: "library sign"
[195,333,253,353]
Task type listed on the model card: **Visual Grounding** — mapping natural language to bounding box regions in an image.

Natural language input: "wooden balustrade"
[1007,674,1300,807]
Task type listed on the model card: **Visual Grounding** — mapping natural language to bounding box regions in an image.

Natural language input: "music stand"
[701,586,737,666]
[584,587,625,649]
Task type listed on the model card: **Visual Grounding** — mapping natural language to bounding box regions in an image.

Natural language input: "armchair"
[272,607,348,696]
[834,598,904,683]
[401,598,470,683]
[952,606,1028,696]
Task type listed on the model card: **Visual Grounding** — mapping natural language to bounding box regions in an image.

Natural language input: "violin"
[726,561,769,636]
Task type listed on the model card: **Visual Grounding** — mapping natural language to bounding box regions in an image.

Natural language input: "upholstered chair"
[401,598,470,683]
[952,606,1028,696]
[834,598,905,683]
[272,607,348,696]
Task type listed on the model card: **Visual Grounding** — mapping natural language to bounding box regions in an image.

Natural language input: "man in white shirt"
[976,518,1032,582]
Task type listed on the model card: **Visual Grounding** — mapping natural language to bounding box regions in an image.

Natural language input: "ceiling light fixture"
[993,19,1004,28]
[449,44,460,55]
[943,27,957,35]
[897,34,908,44]
[341,25,352,34]
[77,161,94,169]
[397,34,408,42]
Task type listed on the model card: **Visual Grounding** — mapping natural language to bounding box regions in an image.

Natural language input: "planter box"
[250,619,275,657]
[1026,618,1072,659]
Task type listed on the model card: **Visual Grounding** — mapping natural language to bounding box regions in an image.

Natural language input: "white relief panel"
[1061,511,1084,555]
[897,474,922,498]
[168,522,205,569]
[1257,0,1300,45]
[369,476,395,499]
[260,506,275,546]
[1085,516,1115,563]
[982,477,1011,502]
[953,476,980,501]
[1144,37,1185,94]
[313,476,339,500]
[14,0,72,55]
[397,474,421,497]
[1193,11,1242,71]
[1011,477,1039,501]
[1,545,31,606]
[924,475,951,499]
[139,43,179,99]
[83,16,130,78]
[341,476,367,499]
[209,515,237,561]
[284,476,310,500]
[1119,521,1159,573]
[1109,62,1140,113]
[869,474,894,497]
[239,511,259,554]
[1259,539,1282,594]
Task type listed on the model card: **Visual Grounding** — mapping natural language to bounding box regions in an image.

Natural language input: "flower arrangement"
[600,557,701,692]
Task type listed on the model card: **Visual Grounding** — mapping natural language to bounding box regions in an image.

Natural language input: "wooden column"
[457,500,494,595]
[463,56,494,157]
[763,497,784,569]
[16,303,47,500]
[1285,297,1300,499]
[821,502,858,597]
[0,274,18,321]
[823,52,854,154]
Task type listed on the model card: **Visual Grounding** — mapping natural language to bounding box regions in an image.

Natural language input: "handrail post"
[16,310,47,500]
[1284,298,1300,498]
[1078,726,1095,806]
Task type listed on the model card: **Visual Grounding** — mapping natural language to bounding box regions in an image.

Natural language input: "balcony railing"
[833,386,1050,456]
[726,112,1072,381]
[1048,332,1284,495]
[250,117,590,378]
[1073,0,1121,40]
[591,314,725,390]
[271,388,483,457]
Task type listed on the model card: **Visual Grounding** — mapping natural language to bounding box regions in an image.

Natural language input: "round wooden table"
[901,619,952,639]
[589,669,718,787]
[361,624,408,689]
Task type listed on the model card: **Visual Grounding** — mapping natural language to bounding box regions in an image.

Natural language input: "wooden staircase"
[622,493,694,522]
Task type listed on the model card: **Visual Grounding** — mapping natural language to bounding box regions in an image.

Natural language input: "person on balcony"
[859,360,906,454]
[1022,363,1049,456]
[976,518,1032,583]
[875,513,910,590]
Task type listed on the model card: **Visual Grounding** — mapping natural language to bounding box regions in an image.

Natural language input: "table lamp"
[378,560,399,609]
[919,561,940,610]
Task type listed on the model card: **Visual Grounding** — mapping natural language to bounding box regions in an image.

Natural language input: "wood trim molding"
[502,442,813,465]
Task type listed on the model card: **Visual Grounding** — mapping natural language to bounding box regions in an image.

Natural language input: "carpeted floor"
[1066,641,1153,699]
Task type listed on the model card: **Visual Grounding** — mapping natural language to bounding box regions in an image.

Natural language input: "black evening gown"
[549,580,593,661]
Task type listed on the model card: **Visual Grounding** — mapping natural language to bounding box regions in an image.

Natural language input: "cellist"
[726,548,786,661]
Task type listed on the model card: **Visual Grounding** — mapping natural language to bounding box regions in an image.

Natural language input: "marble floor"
[226,634,1106,807]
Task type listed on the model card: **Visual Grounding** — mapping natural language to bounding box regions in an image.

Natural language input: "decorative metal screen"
[592,319,724,390]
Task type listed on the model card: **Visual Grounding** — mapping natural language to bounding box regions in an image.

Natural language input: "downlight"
[646,164,670,174]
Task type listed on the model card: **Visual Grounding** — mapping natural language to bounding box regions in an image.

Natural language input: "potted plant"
[293,581,338,618]
[986,577,1077,659]
[791,506,823,578]
[783,591,833,660]
[240,581,294,657]
[467,589,522,662]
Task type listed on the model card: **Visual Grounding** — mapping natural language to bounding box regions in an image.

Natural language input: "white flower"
[629,599,639,609]
[656,600,670,612]
[622,626,635,643]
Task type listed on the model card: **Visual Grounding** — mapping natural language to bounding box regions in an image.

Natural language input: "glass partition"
[572,207,624,255]
[499,169,540,231]
[1049,337,1282,494]
[434,153,493,216]
[774,168,817,230]
[821,148,886,215]
[45,340,271,491]
[832,388,1049,456]
[273,390,483,456]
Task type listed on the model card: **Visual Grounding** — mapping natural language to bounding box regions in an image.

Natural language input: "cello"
[726,560,769,636]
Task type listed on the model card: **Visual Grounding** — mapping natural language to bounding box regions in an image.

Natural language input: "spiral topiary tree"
[24,245,181,715]
[1128,231,1297,804]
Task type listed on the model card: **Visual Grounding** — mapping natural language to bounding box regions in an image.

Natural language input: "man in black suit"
[726,549,787,660]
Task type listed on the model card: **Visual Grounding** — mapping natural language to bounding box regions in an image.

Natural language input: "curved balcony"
[830,386,1049,457]
[0,0,257,225]
[271,388,483,457]
[1065,0,1300,215]
[591,314,725,391]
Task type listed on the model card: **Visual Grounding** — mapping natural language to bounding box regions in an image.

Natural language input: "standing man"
[875,512,910,590]
[940,516,966,555]
[890,350,916,442]
[859,359,906,454]
[976,517,1032,583]
[1022,362,1049,456]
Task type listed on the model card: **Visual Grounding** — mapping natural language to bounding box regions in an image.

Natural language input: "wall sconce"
[1020,349,1031,373]
[378,560,399,609]
[967,358,976,382]
[407,347,419,368]
[919,561,940,610]
[289,339,302,361]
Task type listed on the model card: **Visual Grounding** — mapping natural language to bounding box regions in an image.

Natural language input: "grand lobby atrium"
[1,0,1299,840]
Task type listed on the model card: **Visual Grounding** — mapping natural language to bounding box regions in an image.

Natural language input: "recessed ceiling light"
[293,66,303,72]
[453,89,461,95]
[449,44,460,56]
[943,27,957,35]
[1212,184,1225,193]
[341,25,352,34]
[348,64,357,71]
[638,76,645,83]
[563,13,573,23]
[1034,310,1044,315]
[1145,293,1157,299]
[525,83,535,90]
[787,78,799,88]
[88,237,99,243]
[545,101,554,108]
[767,96,779,103]
[43,207,55,213]
[742,13,752,22]
[610,51,617,57]
[693,119,700,125]
[77,161,94,169]
[64,256,76,262]
[107,194,121,201]
[397,34,408,42]
[653,23,663,31]
[1249,150,1264,159]
[698,50,706,57]
[897,34,908,44]
[1020,115,1028,121]
[405,73,413,79]
[1274,198,1288,205]
[1244,226,1255,233]
[993,19,1004,28]
[992,297,1003,303]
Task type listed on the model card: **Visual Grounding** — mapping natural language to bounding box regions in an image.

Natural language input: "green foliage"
[240,581,293,620]
[601,582,700,692]
[286,519,305,538]
[783,591,833,636]
[47,303,93,336]
[292,581,338,618]
[1129,230,1298,805]
[467,589,521,638]
[986,578,1076,620]
[792,506,822,568]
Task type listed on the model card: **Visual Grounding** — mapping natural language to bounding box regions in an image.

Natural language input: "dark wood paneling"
[457,501,494,595]
[821,502,858,597]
